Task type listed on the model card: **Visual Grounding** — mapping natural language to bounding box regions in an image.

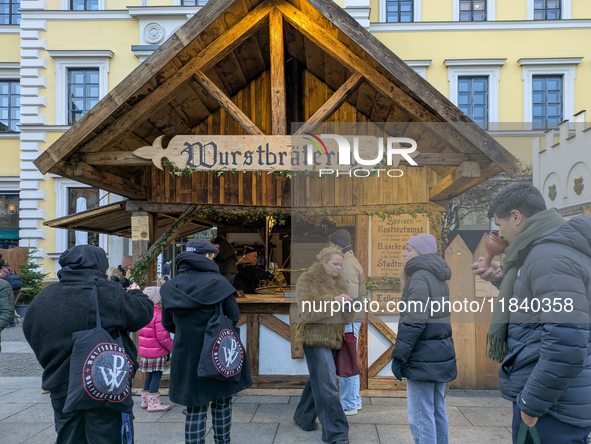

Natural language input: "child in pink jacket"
[138,286,174,412]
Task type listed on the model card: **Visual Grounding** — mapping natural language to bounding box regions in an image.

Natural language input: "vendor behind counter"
[233,246,273,294]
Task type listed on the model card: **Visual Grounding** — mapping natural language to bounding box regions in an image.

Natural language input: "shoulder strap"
[85,284,101,330]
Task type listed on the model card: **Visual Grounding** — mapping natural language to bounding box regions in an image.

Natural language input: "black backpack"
[1,267,23,291]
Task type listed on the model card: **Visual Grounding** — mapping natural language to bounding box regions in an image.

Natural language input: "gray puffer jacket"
[499,215,591,428]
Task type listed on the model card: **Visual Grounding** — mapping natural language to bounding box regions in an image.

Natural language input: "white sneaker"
[344,409,358,416]
[357,405,362,411]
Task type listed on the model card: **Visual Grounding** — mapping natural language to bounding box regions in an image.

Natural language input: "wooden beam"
[368,345,395,378]
[67,162,147,200]
[77,1,272,155]
[193,70,264,136]
[82,151,153,166]
[271,0,520,176]
[247,314,260,375]
[429,161,481,201]
[295,72,364,136]
[259,313,291,341]
[410,153,489,167]
[33,0,239,174]
[270,8,287,136]
[369,313,397,345]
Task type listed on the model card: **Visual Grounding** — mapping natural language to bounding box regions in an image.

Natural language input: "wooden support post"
[270,8,287,136]
[247,314,260,376]
[355,215,370,389]
[194,70,265,136]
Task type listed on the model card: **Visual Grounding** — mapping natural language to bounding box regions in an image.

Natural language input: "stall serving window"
[0,192,19,249]
[68,187,100,248]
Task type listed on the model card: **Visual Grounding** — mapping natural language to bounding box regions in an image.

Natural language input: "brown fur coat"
[295,262,357,350]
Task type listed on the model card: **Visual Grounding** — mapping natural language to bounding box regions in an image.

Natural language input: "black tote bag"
[197,301,245,382]
[62,285,134,414]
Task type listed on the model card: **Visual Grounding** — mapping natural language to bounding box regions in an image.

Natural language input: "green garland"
[162,161,292,179]
[366,276,401,291]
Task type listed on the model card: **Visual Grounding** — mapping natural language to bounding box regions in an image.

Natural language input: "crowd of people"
[1,182,590,444]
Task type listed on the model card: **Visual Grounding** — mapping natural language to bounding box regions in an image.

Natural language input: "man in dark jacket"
[161,238,252,444]
[0,278,15,353]
[162,258,172,281]
[473,183,591,443]
[233,246,273,294]
[212,236,238,284]
[23,245,153,444]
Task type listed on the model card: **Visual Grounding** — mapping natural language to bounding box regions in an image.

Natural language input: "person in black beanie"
[161,238,252,444]
[23,245,153,444]
[212,236,238,284]
[233,246,273,295]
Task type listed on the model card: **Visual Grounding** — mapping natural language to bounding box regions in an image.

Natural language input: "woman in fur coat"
[293,247,357,444]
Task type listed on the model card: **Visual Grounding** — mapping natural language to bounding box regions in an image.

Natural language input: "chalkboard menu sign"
[371,214,429,278]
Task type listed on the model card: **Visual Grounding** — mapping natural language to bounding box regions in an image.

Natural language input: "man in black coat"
[233,246,273,294]
[161,238,252,444]
[23,245,153,444]
[473,183,591,443]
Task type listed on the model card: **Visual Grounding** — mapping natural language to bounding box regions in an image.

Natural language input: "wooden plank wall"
[146,69,440,208]
[444,234,500,390]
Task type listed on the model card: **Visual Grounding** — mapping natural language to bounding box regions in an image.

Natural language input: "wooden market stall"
[36,0,519,392]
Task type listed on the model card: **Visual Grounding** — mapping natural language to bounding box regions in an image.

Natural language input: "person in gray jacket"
[472,183,591,443]
[329,229,367,415]
[0,278,15,353]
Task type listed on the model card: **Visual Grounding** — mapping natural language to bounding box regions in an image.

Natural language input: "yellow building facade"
[0,0,589,277]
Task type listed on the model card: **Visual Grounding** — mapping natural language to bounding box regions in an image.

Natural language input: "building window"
[71,0,98,10]
[68,68,99,125]
[534,0,560,20]
[386,0,413,22]
[180,0,208,5]
[68,188,100,248]
[0,0,20,25]
[458,76,488,123]
[0,80,20,132]
[532,75,562,128]
[459,0,486,21]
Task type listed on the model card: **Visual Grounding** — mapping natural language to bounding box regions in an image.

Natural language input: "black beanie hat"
[330,229,351,248]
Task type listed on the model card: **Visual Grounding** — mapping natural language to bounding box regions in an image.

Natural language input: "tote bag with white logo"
[63,285,133,414]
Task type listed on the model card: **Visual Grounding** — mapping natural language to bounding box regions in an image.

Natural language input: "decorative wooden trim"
[259,314,291,341]
[247,314,260,376]
[269,9,287,136]
[368,313,397,345]
[193,70,265,136]
[295,72,364,136]
[82,151,152,166]
[429,161,481,201]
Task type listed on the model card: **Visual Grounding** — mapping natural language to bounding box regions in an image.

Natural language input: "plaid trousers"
[185,397,232,444]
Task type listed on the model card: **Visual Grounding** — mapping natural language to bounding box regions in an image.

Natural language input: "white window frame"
[446,59,505,123]
[380,0,421,23]
[453,0,495,21]
[527,0,570,20]
[49,51,112,126]
[54,178,108,257]
[60,0,105,10]
[520,58,581,124]
[404,60,431,79]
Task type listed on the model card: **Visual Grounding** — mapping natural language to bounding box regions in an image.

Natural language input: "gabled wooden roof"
[34,0,519,203]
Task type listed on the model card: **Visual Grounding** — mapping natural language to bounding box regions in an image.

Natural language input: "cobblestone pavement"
[0,325,43,377]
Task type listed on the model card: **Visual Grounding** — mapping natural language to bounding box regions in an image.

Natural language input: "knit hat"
[330,229,351,248]
[143,286,161,304]
[186,238,218,255]
[406,233,437,255]
[243,246,257,255]
[121,255,133,269]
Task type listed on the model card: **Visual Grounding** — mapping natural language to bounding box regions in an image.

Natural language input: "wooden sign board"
[371,215,429,279]
[131,216,150,241]
[475,278,499,299]
[371,291,402,314]
[133,135,417,172]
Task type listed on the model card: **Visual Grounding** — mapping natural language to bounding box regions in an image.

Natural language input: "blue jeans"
[406,379,449,444]
[294,346,350,444]
[339,323,361,412]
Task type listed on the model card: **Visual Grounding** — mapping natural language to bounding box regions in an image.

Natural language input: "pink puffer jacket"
[138,305,173,359]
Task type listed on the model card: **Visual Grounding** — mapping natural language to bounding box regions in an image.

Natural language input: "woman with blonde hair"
[293,247,357,444]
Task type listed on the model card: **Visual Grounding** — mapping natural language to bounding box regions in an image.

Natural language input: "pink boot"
[147,393,171,412]
[140,392,148,409]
